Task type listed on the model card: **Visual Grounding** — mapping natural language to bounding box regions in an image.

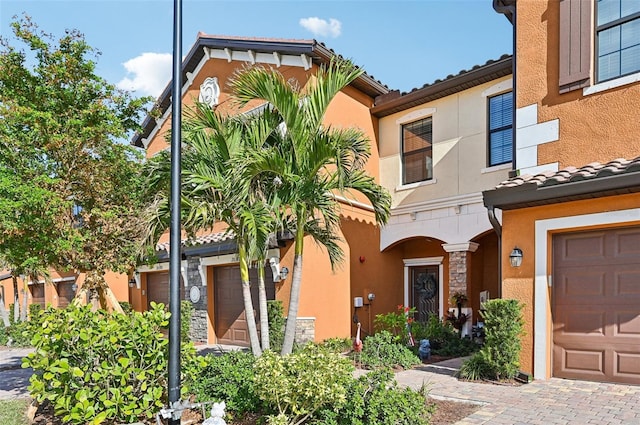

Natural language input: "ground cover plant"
[356,330,421,370]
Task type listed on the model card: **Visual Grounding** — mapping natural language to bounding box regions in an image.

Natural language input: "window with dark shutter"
[488,91,513,166]
[559,0,592,93]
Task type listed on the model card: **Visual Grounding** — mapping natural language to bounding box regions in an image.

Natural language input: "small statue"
[418,339,431,361]
[202,401,226,425]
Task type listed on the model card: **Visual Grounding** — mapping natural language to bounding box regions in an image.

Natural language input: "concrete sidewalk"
[0,347,33,400]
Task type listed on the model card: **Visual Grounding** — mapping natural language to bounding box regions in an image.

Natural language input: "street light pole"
[168,0,183,423]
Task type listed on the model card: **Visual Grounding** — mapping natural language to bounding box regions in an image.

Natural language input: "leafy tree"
[0,16,150,312]
[231,59,392,354]
[144,103,284,355]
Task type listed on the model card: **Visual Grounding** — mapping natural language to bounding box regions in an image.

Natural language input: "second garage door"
[146,272,184,310]
[553,226,640,384]
[215,265,275,346]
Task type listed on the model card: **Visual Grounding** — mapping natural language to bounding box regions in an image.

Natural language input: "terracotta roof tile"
[156,231,235,251]
[496,157,640,189]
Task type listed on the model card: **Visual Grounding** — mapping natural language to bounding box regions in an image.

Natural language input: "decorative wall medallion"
[189,286,201,304]
[199,77,220,107]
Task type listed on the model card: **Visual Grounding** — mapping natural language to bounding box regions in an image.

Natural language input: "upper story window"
[402,117,433,185]
[597,0,640,82]
[488,91,513,166]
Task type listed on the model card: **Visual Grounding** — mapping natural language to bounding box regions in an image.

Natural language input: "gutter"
[486,206,502,298]
[489,0,516,298]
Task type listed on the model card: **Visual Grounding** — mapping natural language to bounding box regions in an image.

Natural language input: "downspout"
[487,206,502,298]
[490,0,516,298]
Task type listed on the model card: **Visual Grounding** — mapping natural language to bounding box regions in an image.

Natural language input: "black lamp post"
[168,0,183,423]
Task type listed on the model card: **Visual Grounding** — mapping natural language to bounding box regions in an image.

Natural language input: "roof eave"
[131,37,389,148]
[483,172,640,210]
[371,56,512,117]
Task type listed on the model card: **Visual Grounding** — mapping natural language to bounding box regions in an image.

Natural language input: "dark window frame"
[487,91,513,167]
[596,2,640,83]
[401,117,433,185]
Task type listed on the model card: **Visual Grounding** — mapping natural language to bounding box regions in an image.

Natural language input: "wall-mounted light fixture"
[129,278,136,288]
[269,257,289,282]
[509,247,523,267]
[367,293,375,302]
[279,266,289,281]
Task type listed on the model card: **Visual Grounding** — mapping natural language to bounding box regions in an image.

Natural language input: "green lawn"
[0,399,30,425]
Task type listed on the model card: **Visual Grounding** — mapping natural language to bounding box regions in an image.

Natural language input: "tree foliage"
[0,15,150,311]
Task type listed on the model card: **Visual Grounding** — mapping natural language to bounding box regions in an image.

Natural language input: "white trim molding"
[403,257,444,318]
[481,78,513,98]
[395,107,436,125]
[533,208,640,380]
[584,71,640,96]
[442,242,479,253]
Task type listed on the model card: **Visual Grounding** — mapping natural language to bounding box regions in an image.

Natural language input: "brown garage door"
[30,283,45,309]
[553,227,640,384]
[146,272,184,310]
[57,282,76,308]
[215,265,275,346]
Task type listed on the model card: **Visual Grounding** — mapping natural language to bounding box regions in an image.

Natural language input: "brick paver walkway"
[396,363,640,424]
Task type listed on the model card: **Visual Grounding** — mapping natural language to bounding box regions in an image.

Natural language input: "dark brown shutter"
[558,0,592,93]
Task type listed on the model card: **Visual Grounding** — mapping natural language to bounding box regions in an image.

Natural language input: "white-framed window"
[401,117,433,185]
[596,0,640,82]
[487,91,513,167]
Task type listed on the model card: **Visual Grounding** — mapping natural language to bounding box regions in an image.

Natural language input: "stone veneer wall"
[448,251,470,300]
[186,256,208,343]
[294,317,315,344]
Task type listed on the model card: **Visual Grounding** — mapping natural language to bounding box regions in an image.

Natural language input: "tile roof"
[483,156,640,210]
[371,55,512,117]
[156,231,235,251]
[497,157,640,189]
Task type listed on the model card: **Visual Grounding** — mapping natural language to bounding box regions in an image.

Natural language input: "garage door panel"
[553,226,640,384]
[615,269,640,298]
[616,352,640,376]
[555,270,606,299]
[563,233,606,261]
[615,312,640,337]
[562,348,605,374]
[614,228,640,257]
[556,309,606,335]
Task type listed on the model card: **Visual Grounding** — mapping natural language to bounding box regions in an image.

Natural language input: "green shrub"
[0,308,42,347]
[267,300,285,352]
[409,315,479,358]
[458,353,491,381]
[180,300,193,345]
[189,350,261,417]
[374,305,415,343]
[118,301,132,314]
[254,344,354,425]
[320,337,352,353]
[459,299,524,381]
[316,368,432,425]
[358,331,420,370]
[23,303,199,425]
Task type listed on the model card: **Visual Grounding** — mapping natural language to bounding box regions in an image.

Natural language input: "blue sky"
[1,0,512,99]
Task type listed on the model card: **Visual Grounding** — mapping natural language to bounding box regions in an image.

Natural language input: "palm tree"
[231,59,392,355]
[144,103,283,356]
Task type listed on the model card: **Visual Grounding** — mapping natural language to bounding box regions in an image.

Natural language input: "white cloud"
[299,17,342,38]
[116,52,172,98]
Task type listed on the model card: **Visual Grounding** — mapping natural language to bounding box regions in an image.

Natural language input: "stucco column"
[442,242,479,302]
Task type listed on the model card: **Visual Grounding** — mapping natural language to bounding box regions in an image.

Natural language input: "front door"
[410,266,439,322]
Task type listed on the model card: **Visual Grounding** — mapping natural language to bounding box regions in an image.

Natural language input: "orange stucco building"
[485,0,640,385]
